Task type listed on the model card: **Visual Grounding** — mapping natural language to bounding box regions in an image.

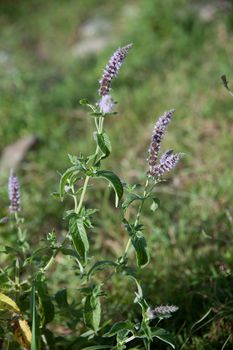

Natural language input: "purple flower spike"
[147,109,183,178]
[98,43,133,97]
[148,109,175,167]
[8,170,21,213]
[149,150,182,177]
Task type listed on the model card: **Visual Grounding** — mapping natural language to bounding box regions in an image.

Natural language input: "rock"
[72,37,108,57]
[71,18,112,57]
[0,50,9,64]
[0,135,38,174]
[199,5,216,22]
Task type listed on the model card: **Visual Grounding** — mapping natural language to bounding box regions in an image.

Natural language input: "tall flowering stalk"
[8,170,21,213]
[0,44,182,350]
[98,43,133,113]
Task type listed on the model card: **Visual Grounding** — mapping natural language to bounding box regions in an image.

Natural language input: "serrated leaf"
[59,166,80,200]
[69,216,89,264]
[83,288,101,332]
[0,292,20,313]
[151,327,176,349]
[95,132,112,160]
[103,321,134,337]
[35,274,54,325]
[131,232,150,268]
[95,170,123,207]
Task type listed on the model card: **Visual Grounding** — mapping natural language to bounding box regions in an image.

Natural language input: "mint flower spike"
[147,305,179,320]
[149,150,182,178]
[98,43,133,97]
[148,109,175,167]
[98,43,133,114]
[8,170,21,213]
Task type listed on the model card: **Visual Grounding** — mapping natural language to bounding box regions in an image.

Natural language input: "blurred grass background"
[0,0,233,348]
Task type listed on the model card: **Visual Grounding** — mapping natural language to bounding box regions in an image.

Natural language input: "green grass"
[0,0,233,348]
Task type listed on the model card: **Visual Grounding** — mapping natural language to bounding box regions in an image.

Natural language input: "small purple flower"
[98,43,133,98]
[8,170,21,213]
[99,94,115,114]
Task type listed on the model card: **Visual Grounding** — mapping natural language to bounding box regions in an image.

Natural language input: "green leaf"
[0,245,21,255]
[60,247,79,258]
[87,260,118,279]
[83,286,101,332]
[59,166,80,200]
[122,218,136,237]
[0,292,20,313]
[31,286,41,350]
[104,321,134,337]
[95,170,123,207]
[150,198,160,212]
[55,289,69,308]
[151,327,176,349]
[35,273,54,326]
[95,132,112,160]
[79,98,89,105]
[131,232,150,268]
[51,192,60,200]
[69,216,89,264]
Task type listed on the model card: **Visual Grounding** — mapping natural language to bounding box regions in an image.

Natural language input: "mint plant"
[0,44,182,350]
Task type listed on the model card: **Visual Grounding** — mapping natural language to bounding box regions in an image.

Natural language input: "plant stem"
[124,177,150,256]
[76,176,90,214]
[14,212,22,241]
[134,177,150,227]
[15,258,20,303]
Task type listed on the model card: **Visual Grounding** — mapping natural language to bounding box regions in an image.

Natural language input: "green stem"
[76,176,90,214]
[124,177,150,256]
[92,116,104,166]
[15,258,20,303]
[134,177,150,227]
[124,238,131,256]
[71,185,78,212]
[14,212,22,241]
